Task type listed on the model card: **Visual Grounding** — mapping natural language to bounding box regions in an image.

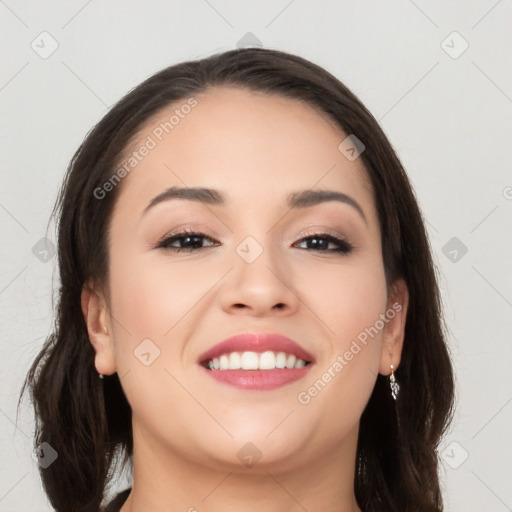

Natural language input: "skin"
[82,86,409,512]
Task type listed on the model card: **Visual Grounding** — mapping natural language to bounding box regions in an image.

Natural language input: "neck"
[120,421,362,512]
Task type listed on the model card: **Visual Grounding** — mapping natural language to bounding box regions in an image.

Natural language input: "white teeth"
[219,354,229,370]
[275,351,287,368]
[229,352,242,369]
[241,351,259,370]
[285,354,296,369]
[207,351,309,370]
[259,351,276,370]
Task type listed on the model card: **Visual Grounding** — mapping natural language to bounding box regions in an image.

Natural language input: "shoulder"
[102,488,131,512]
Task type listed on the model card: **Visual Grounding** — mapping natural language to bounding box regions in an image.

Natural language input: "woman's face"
[87,86,407,473]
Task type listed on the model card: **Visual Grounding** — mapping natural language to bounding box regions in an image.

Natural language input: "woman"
[19,47,455,511]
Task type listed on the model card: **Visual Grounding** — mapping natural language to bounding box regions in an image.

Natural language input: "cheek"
[107,249,226,375]
[302,255,388,349]
[109,250,214,336]
[293,255,387,420]
[106,252,214,429]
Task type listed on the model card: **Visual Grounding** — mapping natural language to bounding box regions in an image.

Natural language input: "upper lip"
[197,333,315,365]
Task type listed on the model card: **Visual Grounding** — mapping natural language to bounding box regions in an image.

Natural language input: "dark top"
[103,488,131,512]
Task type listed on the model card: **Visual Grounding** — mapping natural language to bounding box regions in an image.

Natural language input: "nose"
[219,237,300,317]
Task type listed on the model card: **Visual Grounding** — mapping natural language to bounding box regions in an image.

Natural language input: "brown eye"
[294,233,353,253]
[156,230,218,252]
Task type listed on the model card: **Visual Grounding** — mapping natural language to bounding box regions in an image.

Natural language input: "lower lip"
[200,365,313,390]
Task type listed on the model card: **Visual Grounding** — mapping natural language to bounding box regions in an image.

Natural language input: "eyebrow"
[142,186,367,223]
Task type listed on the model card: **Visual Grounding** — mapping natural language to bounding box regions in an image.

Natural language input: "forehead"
[112,86,375,220]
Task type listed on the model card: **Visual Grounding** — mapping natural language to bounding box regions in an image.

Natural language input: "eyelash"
[155,228,353,254]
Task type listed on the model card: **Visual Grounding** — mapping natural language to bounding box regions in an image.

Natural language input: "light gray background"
[1,1,511,510]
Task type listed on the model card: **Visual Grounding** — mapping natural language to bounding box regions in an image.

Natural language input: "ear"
[378,278,409,376]
[81,281,117,376]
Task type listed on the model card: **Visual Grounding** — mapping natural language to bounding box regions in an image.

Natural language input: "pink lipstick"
[197,333,314,390]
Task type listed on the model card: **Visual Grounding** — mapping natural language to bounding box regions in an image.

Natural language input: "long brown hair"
[18,47,455,512]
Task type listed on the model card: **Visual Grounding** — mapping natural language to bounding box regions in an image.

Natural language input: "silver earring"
[389,364,399,400]
[99,373,104,379]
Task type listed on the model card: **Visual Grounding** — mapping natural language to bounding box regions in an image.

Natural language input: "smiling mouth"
[201,350,312,371]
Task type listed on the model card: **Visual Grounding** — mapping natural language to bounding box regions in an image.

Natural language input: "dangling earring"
[389,364,399,400]
[99,373,104,379]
